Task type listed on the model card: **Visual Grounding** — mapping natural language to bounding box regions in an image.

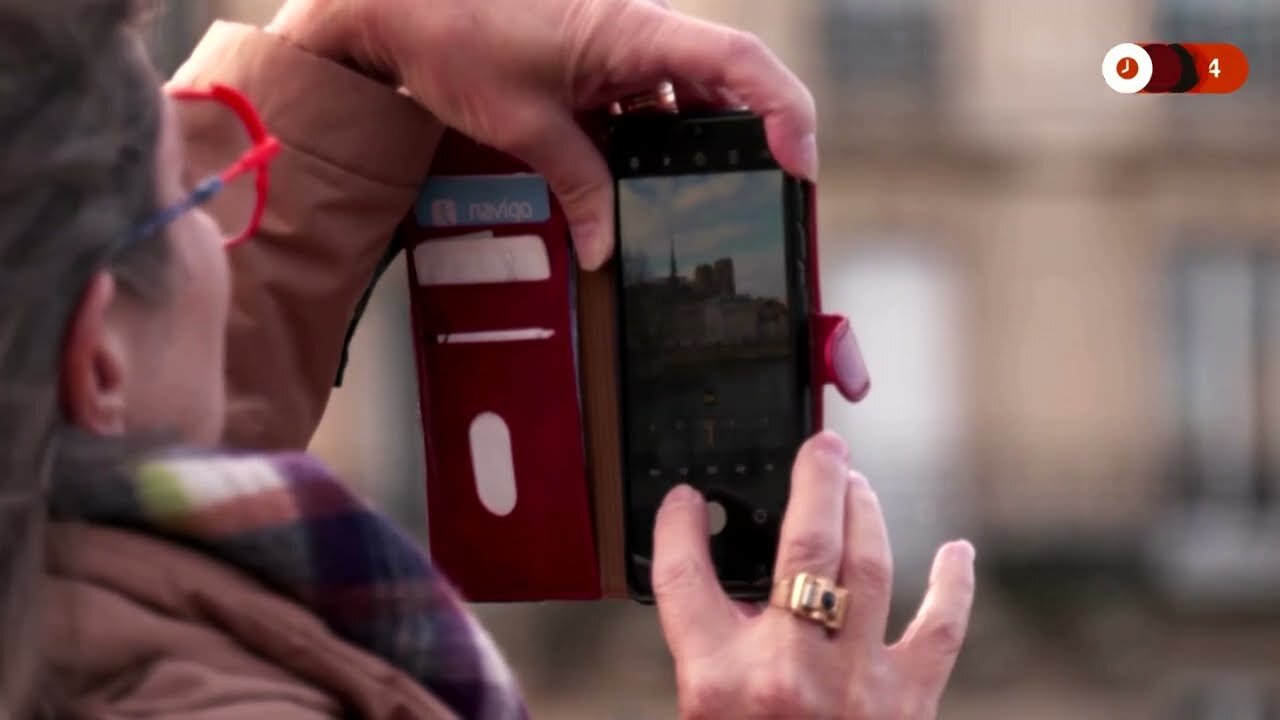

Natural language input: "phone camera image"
[617,167,803,597]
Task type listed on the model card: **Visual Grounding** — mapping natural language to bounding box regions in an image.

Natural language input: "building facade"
[674,1,1280,717]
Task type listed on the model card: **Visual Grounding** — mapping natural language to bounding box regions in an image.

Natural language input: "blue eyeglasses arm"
[129,175,224,244]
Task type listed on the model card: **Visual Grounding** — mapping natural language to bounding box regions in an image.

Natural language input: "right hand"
[267,0,817,271]
[653,431,976,719]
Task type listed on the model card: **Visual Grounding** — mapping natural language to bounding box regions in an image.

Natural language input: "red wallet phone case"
[400,134,600,601]
[398,129,868,602]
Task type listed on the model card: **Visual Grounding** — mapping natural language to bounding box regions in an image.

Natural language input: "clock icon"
[1116,57,1139,80]
[1103,43,1154,93]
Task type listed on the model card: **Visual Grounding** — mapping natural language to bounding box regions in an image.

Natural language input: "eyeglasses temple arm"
[131,177,223,242]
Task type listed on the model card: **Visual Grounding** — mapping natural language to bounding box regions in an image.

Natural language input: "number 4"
[1209,57,1221,78]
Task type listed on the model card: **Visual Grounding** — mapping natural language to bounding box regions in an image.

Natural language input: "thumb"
[501,105,614,271]
[652,484,736,659]
[892,540,976,696]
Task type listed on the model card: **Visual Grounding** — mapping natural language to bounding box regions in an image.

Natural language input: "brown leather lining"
[576,264,628,598]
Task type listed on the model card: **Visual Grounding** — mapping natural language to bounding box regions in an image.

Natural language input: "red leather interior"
[401,132,601,601]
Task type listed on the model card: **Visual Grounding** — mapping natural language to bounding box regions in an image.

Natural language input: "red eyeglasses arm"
[166,83,280,248]
[222,138,281,183]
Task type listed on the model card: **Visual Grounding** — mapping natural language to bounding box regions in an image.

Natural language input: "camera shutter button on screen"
[707,501,727,535]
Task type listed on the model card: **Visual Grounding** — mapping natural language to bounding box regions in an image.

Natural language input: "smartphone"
[609,111,814,602]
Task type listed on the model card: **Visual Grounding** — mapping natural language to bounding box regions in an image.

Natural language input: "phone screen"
[617,169,805,595]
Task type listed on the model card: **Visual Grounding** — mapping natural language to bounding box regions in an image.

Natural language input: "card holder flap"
[402,129,602,601]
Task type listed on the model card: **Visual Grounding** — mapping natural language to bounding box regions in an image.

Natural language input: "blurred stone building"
[681,1,1280,717]
[153,0,1280,717]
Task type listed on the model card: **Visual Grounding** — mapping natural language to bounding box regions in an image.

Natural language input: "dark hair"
[0,0,168,715]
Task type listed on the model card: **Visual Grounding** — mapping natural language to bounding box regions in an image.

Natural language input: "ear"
[60,271,130,435]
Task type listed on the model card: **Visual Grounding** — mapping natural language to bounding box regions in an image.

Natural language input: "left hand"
[266,0,819,271]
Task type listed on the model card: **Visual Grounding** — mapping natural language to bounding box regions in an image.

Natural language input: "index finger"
[596,2,819,180]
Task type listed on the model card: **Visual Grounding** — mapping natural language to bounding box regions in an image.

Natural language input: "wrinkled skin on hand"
[268,0,818,271]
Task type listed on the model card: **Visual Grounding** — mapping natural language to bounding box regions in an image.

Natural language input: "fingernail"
[573,221,608,270]
[811,429,847,460]
[662,484,701,507]
[930,541,976,586]
[798,133,819,181]
[950,539,976,564]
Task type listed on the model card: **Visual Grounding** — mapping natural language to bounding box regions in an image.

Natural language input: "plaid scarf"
[50,449,527,720]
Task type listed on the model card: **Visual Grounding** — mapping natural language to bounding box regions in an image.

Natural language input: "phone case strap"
[813,313,871,403]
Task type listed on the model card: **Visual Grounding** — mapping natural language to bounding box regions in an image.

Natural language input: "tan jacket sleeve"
[170,22,445,451]
[80,658,341,720]
[46,524,458,720]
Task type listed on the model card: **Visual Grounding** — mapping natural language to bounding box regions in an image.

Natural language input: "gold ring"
[615,81,678,114]
[770,572,849,632]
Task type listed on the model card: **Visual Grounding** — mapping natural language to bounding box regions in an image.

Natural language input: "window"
[1168,246,1280,510]
[1149,244,1280,606]
[816,0,939,131]
[1156,0,1280,101]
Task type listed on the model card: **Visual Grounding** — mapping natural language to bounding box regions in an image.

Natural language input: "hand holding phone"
[401,112,865,602]
[610,111,833,600]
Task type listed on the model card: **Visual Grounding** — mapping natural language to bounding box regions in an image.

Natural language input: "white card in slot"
[438,328,555,344]
[414,231,551,286]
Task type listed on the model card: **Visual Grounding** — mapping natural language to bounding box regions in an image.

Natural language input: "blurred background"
[151,1,1280,717]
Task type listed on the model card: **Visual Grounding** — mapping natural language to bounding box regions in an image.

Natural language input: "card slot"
[411,264,571,332]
